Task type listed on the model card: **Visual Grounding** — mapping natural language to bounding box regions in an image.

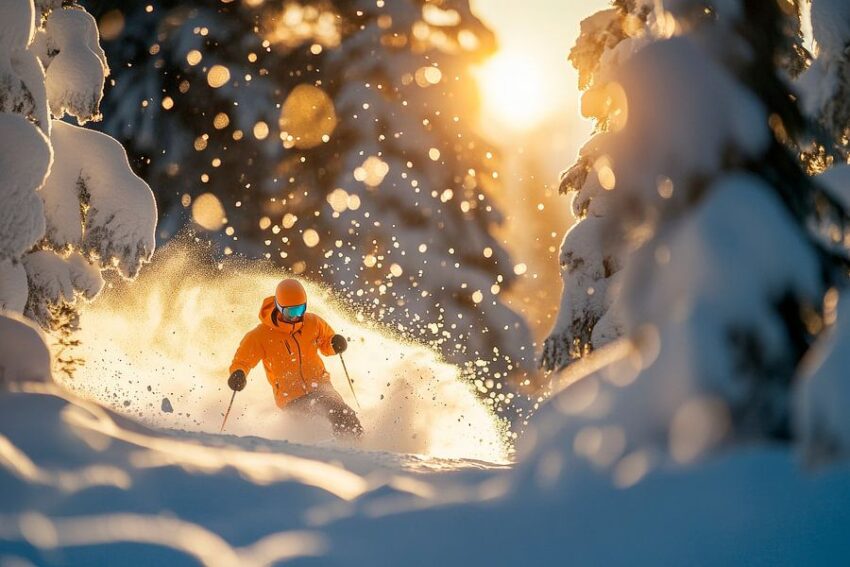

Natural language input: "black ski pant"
[285,382,363,438]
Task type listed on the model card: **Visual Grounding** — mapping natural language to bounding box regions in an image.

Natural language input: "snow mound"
[313,446,850,566]
[3,382,850,566]
[0,386,343,565]
[0,311,51,387]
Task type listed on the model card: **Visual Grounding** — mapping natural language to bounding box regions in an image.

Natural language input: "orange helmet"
[275,278,307,308]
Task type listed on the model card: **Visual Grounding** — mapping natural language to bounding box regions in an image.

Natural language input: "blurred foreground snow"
[1,381,850,566]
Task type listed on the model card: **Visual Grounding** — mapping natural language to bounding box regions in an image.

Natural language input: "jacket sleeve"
[229,329,263,375]
[315,316,337,356]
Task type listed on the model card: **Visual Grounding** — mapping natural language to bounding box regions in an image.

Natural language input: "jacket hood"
[258,296,303,333]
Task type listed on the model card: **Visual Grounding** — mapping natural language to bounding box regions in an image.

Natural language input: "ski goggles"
[276,301,307,319]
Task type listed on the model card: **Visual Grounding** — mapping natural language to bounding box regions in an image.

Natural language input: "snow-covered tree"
[542,0,812,374]
[81,0,290,244]
[794,0,850,465]
[531,0,850,480]
[799,0,850,164]
[87,0,533,405]
[539,1,657,372]
[315,1,532,392]
[795,165,850,466]
[0,0,156,371]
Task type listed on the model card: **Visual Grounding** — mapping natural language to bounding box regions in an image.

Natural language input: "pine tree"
[799,0,850,164]
[86,0,534,408]
[314,1,533,394]
[539,0,850,467]
[0,0,156,331]
[793,0,850,465]
[540,1,656,372]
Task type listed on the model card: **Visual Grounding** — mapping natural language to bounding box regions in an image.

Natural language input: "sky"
[471,0,814,136]
[470,0,610,138]
[465,0,611,340]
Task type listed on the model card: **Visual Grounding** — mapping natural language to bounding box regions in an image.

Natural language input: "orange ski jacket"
[229,296,337,407]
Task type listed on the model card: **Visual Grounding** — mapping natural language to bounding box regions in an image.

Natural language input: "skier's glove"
[228,370,247,391]
[331,334,348,354]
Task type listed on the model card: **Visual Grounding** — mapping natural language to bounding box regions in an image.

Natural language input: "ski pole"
[338,352,361,409]
[220,390,237,432]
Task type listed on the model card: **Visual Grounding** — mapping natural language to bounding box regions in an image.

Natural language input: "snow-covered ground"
[3,251,850,566]
[3,380,850,566]
[0,383,507,565]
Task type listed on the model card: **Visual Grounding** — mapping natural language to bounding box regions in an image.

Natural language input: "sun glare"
[478,51,550,131]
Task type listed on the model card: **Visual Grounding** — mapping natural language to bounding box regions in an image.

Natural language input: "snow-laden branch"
[1,0,157,384]
[42,6,108,124]
[41,120,157,278]
[0,113,51,264]
[23,250,104,328]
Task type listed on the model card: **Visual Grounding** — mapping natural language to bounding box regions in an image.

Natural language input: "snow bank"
[312,446,850,566]
[61,244,509,463]
[0,311,51,387]
[0,387,337,565]
[3,382,850,566]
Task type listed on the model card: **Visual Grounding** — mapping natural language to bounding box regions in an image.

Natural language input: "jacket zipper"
[292,331,308,393]
[278,338,293,395]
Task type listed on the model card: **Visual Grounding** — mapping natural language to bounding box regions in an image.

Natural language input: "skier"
[226,278,364,438]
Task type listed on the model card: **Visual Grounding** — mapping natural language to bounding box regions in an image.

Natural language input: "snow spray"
[60,242,509,463]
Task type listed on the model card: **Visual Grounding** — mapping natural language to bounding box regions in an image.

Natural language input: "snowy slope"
[4,248,850,566]
[309,448,850,567]
[0,384,504,566]
[2,382,850,566]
